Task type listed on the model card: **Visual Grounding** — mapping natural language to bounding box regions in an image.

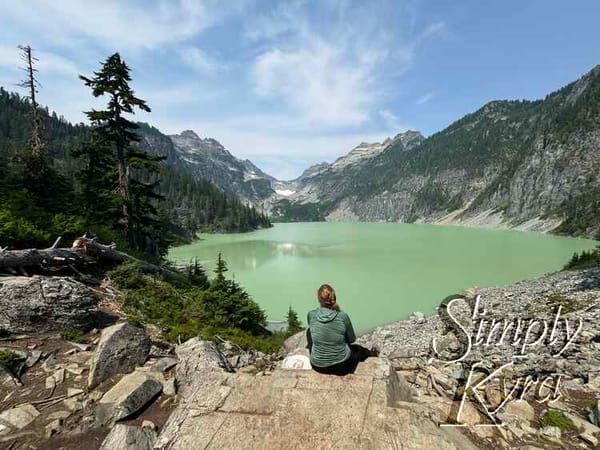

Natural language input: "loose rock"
[0,404,39,435]
[153,357,177,373]
[96,371,162,425]
[88,322,151,388]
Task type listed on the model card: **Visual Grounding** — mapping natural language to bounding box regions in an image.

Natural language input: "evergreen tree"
[71,132,118,225]
[286,306,303,334]
[13,46,73,214]
[79,53,167,255]
[17,45,44,157]
[79,53,150,232]
[187,257,209,289]
[213,252,228,287]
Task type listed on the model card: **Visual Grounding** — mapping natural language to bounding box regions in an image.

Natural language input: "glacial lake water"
[169,222,596,332]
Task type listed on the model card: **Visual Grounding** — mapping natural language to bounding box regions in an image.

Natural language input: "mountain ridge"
[2,63,599,238]
[266,64,600,238]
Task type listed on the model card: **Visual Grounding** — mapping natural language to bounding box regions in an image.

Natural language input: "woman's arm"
[306,328,313,350]
[306,312,312,350]
[343,313,357,343]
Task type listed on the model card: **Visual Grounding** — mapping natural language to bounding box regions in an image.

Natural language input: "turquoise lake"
[169,222,596,332]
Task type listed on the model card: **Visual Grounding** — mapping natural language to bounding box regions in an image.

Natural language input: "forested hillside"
[0,80,270,254]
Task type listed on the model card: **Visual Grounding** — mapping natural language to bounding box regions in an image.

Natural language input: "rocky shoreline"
[357,266,600,448]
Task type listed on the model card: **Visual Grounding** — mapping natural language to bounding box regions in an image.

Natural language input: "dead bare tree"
[17,45,44,157]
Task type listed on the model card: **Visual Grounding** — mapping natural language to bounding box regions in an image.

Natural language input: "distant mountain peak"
[389,130,425,151]
[179,130,200,140]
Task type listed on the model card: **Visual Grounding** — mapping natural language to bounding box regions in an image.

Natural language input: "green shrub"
[108,254,292,354]
[60,328,86,343]
[0,208,49,248]
[563,246,600,270]
[540,410,575,431]
[0,350,24,376]
[108,261,146,290]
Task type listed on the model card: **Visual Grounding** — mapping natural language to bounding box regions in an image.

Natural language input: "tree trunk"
[0,238,164,275]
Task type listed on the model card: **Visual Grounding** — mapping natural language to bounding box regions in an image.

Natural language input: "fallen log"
[0,237,166,275]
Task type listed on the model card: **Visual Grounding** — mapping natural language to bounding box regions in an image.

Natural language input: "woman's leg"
[312,357,357,376]
[349,344,377,362]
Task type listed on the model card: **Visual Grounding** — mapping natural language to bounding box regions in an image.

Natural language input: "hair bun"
[317,284,338,309]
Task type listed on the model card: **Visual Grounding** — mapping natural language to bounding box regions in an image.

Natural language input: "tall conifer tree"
[79,53,166,254]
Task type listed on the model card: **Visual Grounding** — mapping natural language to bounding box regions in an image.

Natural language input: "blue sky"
[1,1,599,180]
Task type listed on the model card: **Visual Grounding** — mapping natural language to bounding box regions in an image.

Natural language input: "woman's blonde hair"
[317,284,339,311]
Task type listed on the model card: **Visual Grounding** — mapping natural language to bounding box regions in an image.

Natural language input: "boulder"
[88,323,151,388]
[0,276,97,333]
[498,400,535,424]
[0,403,39,435]
[281,330,308,356]
[95,371,162,425]
[99,424,157,450]
[173,338,230,393]
[540,425,561,440]
[154,339,230,448]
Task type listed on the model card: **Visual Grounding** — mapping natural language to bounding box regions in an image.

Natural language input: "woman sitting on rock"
[307,284,378,375]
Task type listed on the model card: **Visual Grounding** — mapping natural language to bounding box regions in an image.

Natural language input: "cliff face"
[168,130,276,204]
[270,66,600,238]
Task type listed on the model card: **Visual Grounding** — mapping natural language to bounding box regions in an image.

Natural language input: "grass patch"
[546,293,578,314]
[60,329,86,343]
[540,410,575,431]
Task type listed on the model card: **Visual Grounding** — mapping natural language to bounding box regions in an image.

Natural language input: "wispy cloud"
[252,43,375,127]
[416,92,435,105]
[246,1,444,131]
[0,1,241,52]
[0,45,79,76]
[177,46,224,74]
[379,109,411,131]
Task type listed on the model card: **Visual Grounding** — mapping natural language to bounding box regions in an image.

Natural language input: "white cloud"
[379,109,411,131]
[178,46,223,73]
[419,21,447,41]
[416,92,434,105]
[247,1,443,129]
[252,43,374,127]
[0,1,447,180]
[0,0,245,52]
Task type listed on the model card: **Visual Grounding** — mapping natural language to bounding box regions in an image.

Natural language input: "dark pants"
[311,344,376,376]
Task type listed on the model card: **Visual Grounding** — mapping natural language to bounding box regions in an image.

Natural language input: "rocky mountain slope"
[168,130,277,204]
[272,66,600,238]
[266,131,424,220]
